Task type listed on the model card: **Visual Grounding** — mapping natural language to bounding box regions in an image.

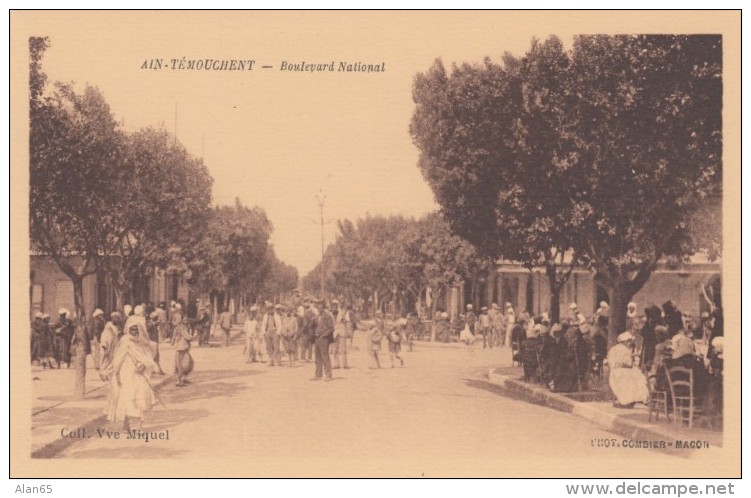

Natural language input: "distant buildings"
[30,255,190,318]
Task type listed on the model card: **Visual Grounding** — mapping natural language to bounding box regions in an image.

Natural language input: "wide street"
[52,329,698,475]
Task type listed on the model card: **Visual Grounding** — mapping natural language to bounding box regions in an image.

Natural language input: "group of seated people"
[515,314,607,393]
[516,301,723,428]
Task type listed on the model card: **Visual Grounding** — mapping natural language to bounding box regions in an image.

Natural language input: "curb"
[31,373,175,459]
[486,369,719,457]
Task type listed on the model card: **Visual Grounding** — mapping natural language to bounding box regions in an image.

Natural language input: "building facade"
[30,256,190,319]
[442,258,720,320]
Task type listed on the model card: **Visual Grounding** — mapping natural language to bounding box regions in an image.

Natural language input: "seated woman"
[666,328,710,408]
[607,331,649,408]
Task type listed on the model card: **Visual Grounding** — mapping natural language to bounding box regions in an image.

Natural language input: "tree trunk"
[545,264,561,323]
[608,283,631,349]
[72,276,87,400]
[113,286,123,311]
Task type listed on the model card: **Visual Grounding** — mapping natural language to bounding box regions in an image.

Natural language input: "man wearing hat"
[54,309,74,369]
[219,307,233,347]
[147,311,166,375]
[243,305,262,363]
[488,303,503,348]
[195,304,212,347]
[261,304,283,366]
[312,300,334,380]
[282,305,299,366]
[435,312,450,343]
[478,306,492,349]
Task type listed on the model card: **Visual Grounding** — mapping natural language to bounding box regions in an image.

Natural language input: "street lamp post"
[316,191,326,299]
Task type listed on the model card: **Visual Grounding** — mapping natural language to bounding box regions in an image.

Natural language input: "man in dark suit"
[312,300,334,381]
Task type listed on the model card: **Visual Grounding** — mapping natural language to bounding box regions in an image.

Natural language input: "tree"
[99,127,213,307]
[410,213,491,339]
[567,35,722,343]
[30,39,124,398]
[410,35,722,342]
[411,44,580,322]
[261,252,299,302]
[302,213,489,324]
[188,199,275,309]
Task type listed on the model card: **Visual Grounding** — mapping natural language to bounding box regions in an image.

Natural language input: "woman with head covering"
[607,331,650,408]
[99,312,121,376]
[103,317,157,431]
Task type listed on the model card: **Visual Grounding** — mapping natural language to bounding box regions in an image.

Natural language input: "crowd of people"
[507,299,724,428]
[240,297,410,376]
[30,300,205,431]
[31,291,723,432]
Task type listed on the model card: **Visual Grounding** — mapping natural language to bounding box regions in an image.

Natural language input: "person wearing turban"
[103,317,157,431]
[607,331,649,408]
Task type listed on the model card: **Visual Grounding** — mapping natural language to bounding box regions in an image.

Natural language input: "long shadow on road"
[463,378,551,407]
[159,369,263,405]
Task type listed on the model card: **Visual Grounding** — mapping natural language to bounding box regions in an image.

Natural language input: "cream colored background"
[10,10,741,477]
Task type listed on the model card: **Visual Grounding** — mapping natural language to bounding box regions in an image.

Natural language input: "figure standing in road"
[89,309,105,369]
[195,304,211,347]
[369,325,384,368]
[312,300,334,380]
[243,305,261,363]
[99,312,121,375]
[282,306,299,366]
[387,323,405,367]
[173,315,194,387]
[479,306,492,348]
[299,301,315,362]
[334,303,352,369]
[261,303,283,366]
[53,308,74,368]
[219,307,233,347]
[147,311,166,375]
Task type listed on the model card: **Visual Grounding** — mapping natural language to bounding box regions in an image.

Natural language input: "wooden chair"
[666,365,703,429]
[648,368,671,423]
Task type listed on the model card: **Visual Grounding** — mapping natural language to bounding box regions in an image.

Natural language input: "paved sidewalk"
[30,327,244,458]
[485,366,723,456]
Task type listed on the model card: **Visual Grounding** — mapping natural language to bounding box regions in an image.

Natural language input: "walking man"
[312,300,334,380]
[261,303,283,366]
[334,303,352,369]
[282,306,299,366]
[299,301,315,362]
[244,305,261,363]
[219,307,233,347]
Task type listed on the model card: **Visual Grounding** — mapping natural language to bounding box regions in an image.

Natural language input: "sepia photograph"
[9,10,741,479]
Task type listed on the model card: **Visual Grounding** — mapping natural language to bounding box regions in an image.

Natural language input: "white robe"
[607,343,649,405]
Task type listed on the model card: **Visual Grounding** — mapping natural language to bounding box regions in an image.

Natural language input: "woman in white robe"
[607,331,649,408]
[104,322,157,430]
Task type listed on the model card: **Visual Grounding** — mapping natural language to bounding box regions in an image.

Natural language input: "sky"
[24,11,718,277]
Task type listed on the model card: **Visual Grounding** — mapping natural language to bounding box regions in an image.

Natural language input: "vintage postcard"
[10,11,741,478]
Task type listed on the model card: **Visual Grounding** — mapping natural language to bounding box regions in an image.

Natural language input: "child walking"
[387,323,405,368]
